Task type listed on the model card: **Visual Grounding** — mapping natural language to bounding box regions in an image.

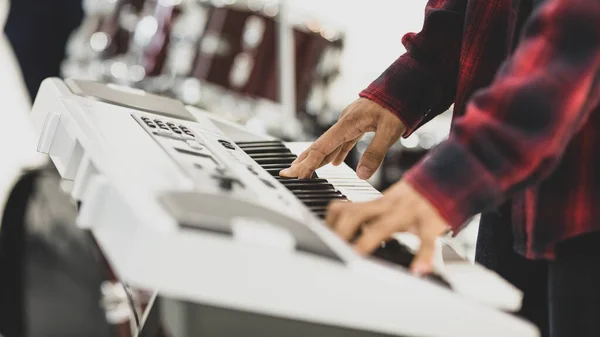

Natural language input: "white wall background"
[286,0,429,107]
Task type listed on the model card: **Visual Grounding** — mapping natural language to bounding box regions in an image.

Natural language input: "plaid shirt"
[359,0,600,259]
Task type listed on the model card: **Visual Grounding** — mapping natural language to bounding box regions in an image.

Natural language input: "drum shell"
[189,4,343,111]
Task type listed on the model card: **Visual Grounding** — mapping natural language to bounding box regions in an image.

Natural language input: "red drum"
[129,0,182,76]
[63,0,148,80]
[93,0,148,57]
[188,1,344,113]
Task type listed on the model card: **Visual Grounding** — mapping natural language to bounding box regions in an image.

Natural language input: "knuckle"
[362,150,384,164]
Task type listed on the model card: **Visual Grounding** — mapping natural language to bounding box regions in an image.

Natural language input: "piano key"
[278,178,329,183]
[236,140,283,144]
[309,206,330,213]
[260,164,293,170]
[267,168,321,178]
[237,141,284,148]
[248,152,298,159]
[314,211,327,219]
[285,189,342,195]
[293,192,345,198]
[253,157,297,165]
[296,195,347,202]
[242,147,292,154]
[301,199,346,207]
[280,183,335,191]
[284,142,382,203]
[266,169,283,176]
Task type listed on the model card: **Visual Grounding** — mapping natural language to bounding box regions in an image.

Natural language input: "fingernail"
[356,166,372,180]
[280,169,289,175]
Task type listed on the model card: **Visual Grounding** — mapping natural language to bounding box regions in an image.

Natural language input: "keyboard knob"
[219,177,234,191]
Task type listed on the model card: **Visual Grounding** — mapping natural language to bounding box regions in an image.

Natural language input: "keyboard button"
[260,178,276,189]
[156,129,171,136]
[186,140,204,150]
[219,140,236,150]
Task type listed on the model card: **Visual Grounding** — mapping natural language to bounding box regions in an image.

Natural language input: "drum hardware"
[131,0,183,77]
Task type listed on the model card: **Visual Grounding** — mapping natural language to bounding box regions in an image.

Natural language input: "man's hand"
[280,98,406,179]
[326,180,448,275]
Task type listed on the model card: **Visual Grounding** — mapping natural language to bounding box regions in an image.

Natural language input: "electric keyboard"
[29,78,539,337]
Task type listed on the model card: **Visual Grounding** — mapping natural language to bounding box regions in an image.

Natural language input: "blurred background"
[0,0,476,258]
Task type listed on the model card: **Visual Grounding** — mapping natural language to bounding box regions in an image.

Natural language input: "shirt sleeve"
[359,0,467,137]
[403,0,600,232]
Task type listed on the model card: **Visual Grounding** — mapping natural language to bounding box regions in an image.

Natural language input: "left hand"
[326,180,449,275]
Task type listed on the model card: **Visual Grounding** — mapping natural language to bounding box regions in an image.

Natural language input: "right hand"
[280,98,406,180]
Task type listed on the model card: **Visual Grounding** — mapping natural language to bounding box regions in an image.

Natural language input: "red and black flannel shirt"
[359,0,600,259]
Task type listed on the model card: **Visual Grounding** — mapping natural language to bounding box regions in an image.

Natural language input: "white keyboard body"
[29,78,539,337]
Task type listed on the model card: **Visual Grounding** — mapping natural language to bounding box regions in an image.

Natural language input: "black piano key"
[248,152,298,159]
[310,207,330,213]
[280,180,331,187]
[236,140,283,144]
[296,193,346,200]
[266,168,289,176]
[274,176,298,180]
[283,183,336,191]
[286,189,342,195]
[314,211,327,219]
[301,199,342,207]
[276,178,329,184]
[291,189,343,196]
[237,141,284,148]
[268,171,319,179]
[242,147,292,154]
[260,163,292,169]
[254,157,297,165]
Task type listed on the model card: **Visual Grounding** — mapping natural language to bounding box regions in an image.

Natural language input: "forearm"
[360,0,467,136]
[404,0,600,231]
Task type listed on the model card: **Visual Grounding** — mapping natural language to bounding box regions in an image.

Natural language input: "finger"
[333,138,359,166]
[325,199,350,228]
[319,146,343,169]
[353,212,407,255]
[281,151,309,177]
[356,124,400,180]
[410,232,437,276]
[291,151,308,165]
[293,145,340,178]
[333,200,390,241]
[283,119,365,177]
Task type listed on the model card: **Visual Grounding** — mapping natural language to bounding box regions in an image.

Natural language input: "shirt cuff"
[402,137,504,234]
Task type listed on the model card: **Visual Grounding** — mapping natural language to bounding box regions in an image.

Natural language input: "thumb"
[410,233,437,276]
[357,128,394,179]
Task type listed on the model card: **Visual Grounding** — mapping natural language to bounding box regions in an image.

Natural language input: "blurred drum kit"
[63,0,345,139]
